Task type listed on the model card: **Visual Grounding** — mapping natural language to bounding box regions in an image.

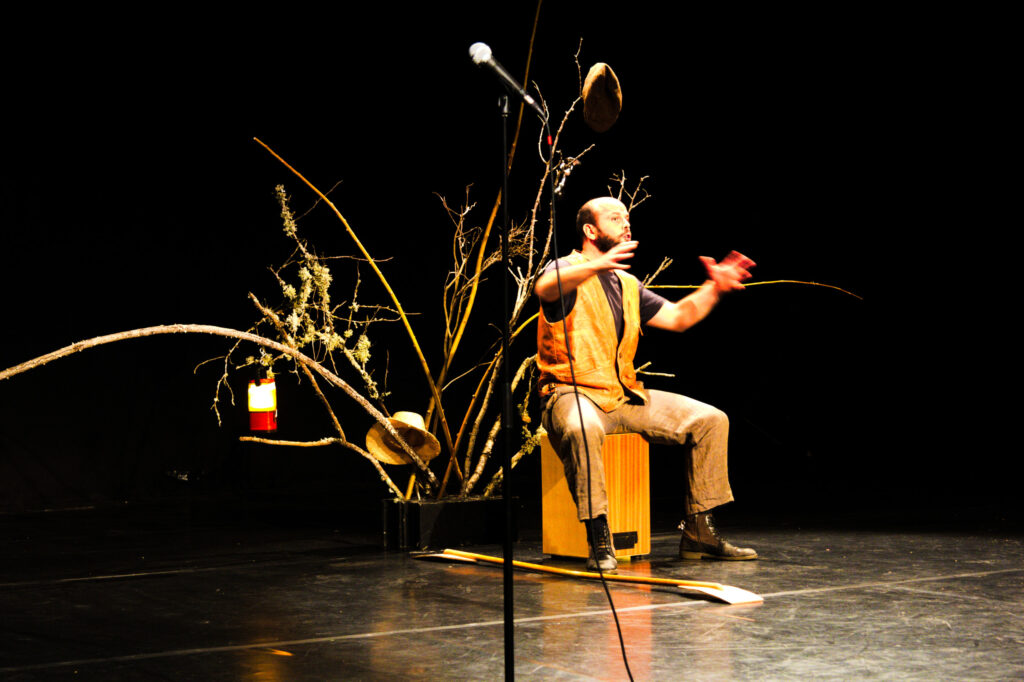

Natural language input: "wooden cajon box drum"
[541,432,651,559]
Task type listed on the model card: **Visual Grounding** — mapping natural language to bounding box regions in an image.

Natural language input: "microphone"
[469,42,547,121]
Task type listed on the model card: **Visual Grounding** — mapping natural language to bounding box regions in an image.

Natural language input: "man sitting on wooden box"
[535,196,758,571]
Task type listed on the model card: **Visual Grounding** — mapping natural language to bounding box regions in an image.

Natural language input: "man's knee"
[704,405,728,430]
[687,404,728,443]
[660,400,728,445]
[547,394,605,443]
[561,412,605,443]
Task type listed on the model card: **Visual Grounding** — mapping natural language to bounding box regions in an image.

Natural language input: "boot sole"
[679,550,758,561]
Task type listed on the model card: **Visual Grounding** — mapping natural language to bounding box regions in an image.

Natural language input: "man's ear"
[582,223,597,241]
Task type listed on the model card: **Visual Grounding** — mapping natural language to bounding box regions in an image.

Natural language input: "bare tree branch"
[254,138,456,468]
[0,324,438,491]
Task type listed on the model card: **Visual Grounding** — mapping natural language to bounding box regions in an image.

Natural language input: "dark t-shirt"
[540,258,668,340]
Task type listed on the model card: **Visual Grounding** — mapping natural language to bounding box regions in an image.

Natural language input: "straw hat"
[365,411,442,466]
[582,62,622,133]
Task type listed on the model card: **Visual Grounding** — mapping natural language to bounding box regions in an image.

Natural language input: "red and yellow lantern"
[248,377,277,431]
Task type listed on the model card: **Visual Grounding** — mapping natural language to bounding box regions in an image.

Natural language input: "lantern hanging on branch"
[248,374,277,432]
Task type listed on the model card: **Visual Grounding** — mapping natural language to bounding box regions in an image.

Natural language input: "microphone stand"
[497,93,515,681]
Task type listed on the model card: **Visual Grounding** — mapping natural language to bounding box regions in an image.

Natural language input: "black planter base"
[382,496,517,551]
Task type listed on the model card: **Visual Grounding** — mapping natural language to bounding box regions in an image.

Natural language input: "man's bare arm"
[646,251,755,332]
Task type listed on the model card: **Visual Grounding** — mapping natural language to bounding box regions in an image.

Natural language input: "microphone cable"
[542,121,634,681]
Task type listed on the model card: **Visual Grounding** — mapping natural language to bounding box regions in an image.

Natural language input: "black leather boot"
[678,511,757,561]
[584,515,618,572]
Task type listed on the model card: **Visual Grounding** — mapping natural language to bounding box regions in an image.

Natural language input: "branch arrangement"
[0,17,580,503]
[1,20,862,507]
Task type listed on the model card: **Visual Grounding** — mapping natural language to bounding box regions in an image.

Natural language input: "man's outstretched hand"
[593,240,638,272]
[700,251,756,294]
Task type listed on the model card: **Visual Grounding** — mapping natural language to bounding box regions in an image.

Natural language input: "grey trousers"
[541,388,735,521]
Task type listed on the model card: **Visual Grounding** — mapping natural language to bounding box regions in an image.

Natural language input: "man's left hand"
[700,251,756,294]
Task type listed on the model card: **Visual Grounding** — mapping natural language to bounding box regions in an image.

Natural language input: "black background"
[0,4,1012,524]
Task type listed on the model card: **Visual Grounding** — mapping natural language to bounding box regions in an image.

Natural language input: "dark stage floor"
[1,504,1021,680]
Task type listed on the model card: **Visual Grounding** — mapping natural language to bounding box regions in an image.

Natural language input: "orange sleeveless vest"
[537,251,647,412]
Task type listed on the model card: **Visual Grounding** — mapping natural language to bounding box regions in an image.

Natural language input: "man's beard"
[593,233,620,253]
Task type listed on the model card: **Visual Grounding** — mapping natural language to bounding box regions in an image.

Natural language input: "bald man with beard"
[535,196,757,571]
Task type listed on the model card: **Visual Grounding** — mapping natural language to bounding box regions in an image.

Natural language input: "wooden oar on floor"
[416,548,763,605]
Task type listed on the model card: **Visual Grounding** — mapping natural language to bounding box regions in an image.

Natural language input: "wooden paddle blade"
[419,548,764,605]
[411,551,478,563]
[678,584,763,605]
